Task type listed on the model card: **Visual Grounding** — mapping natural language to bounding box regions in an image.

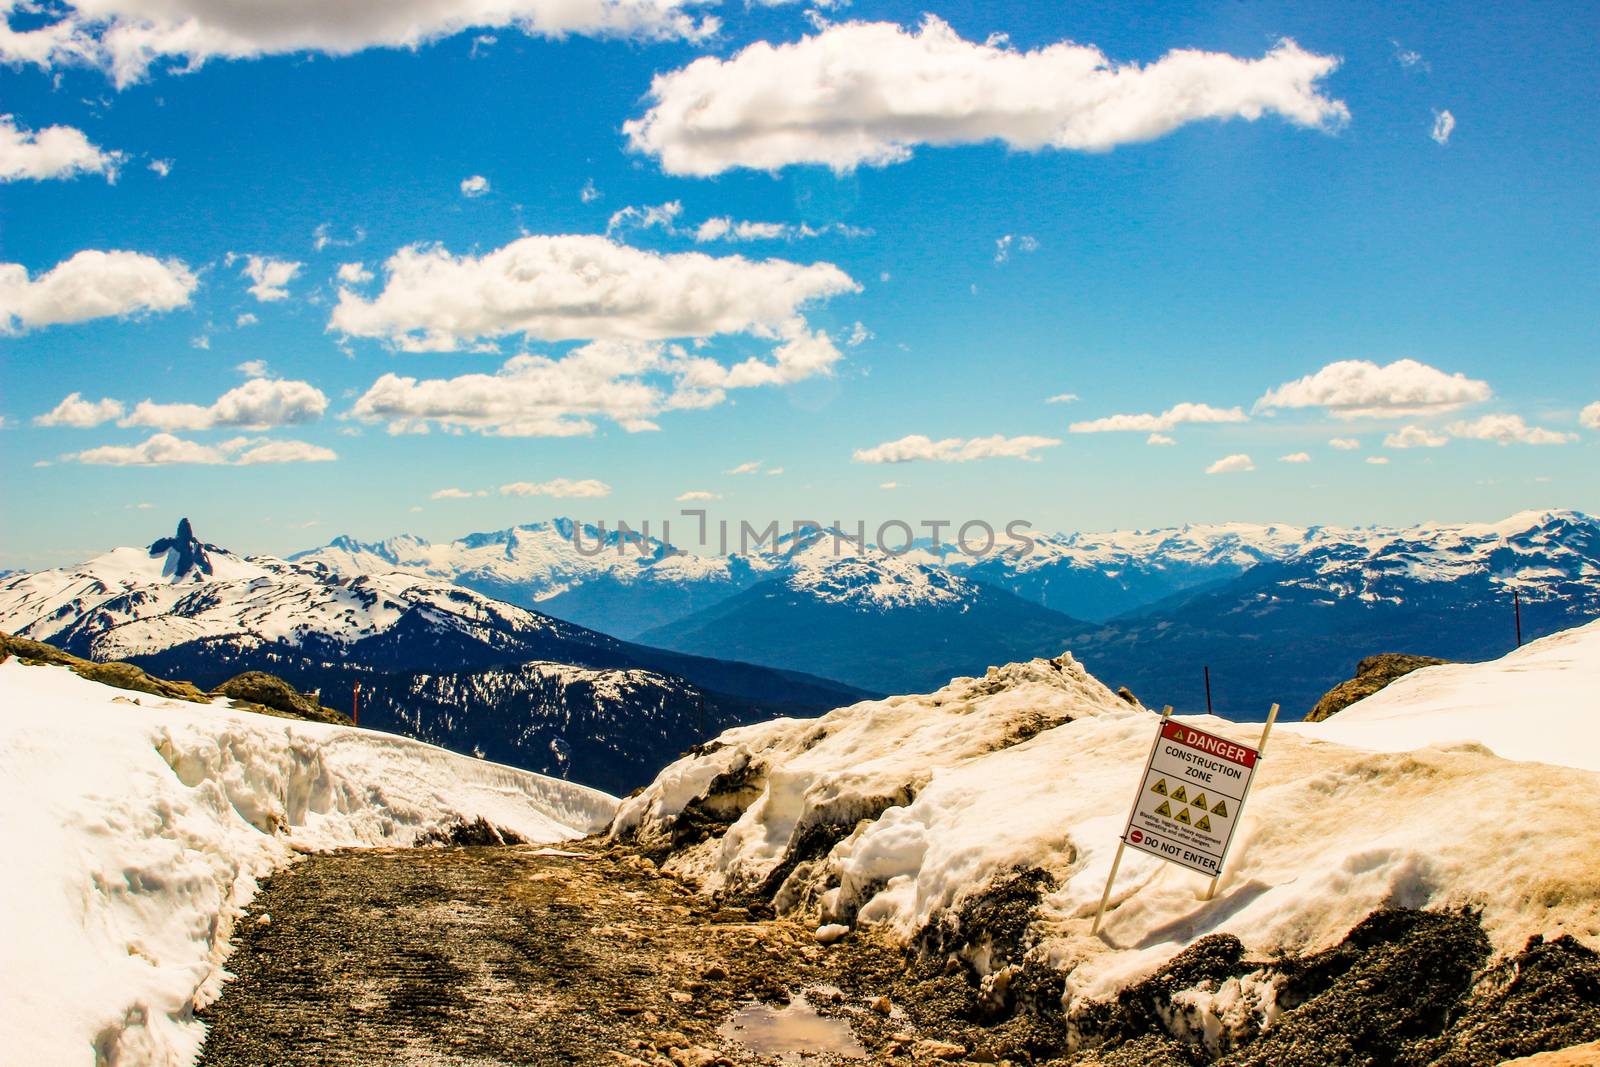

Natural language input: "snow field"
[616,623,1600,1032]
[0,659,617,1067]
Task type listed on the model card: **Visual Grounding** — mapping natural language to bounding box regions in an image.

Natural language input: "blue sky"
[2,0,1596,567]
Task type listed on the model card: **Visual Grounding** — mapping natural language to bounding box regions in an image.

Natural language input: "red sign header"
[1162,722,1258,768]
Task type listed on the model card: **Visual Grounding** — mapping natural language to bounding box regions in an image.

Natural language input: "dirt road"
[194,843,1002,1067]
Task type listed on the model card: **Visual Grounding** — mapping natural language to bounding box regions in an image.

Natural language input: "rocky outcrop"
[1305,653,1449,721]
[0,631,210,702]
[210,671,351,724]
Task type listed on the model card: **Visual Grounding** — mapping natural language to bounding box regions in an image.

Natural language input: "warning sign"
[1120,719,1260,876]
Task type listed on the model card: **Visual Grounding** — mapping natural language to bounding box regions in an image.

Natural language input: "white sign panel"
[1121,719,1260,876]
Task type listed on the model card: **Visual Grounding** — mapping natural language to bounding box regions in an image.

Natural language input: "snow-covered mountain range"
[291,510,1600,706]
[292,518,1333,632]
[1068,509,1600,717]
[0,520,867,792]
[290,518,767,638]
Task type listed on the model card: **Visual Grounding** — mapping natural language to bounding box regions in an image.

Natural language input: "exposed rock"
[913,1038,967,1060]
[210,670,351,724]
[1498,1042,1600,1066]
[0,631,210,703]
[1304,652,1450,721]
[148,517,219,579]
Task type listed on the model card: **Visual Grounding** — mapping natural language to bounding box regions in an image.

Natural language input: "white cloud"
[148,158,171,177]
[1366,456,1390,465]
[35,392,125,427]
[350,331,846,438]
[580,178,601,203]
[879,481,898,489]
[676,489,718,501]
[330,234,857,354]
[64,433,336,466]
[235,312,258,327]
[313,223,364,251]
[0,114,122,182]
[1044,393,1079,404]
[607,200,682,236]
[1146,433,1176,446]
[852,433,1060,464]
[0,250,197,333]
[460,174,490,197]
[231,253,302,302]
[1255,358,1490,420]
[1329,437,1361,450]
[236,359,269,377]
[337,261,374,285]
[2,0,716,87]
[1431,109,1455,146]
[1384,424,1448,449]
[1446,414,1576,446]
[691,216,868,243]
[431,487,487,499]
[843,321,871,347]
[1580,402,1600,430]
[1393,42,1427,71]
[993,234,1038,265]
[1205,453,1254,474]
[1278,451,1311,463]
[626,19,1347,176]
[120,378,329,431]
[726,461,763,475]
[766,466,783,476]
[1070,401,1247,433]
[499,478,612,498]
[191,334,211,350]
[128,502,155,509]
[233,439,338,465]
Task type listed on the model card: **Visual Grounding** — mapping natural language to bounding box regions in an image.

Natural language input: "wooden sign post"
[1093,703,1279,935]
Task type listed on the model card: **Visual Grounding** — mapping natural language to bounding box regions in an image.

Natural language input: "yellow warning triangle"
[1171,785,1188,803]
[1151,778,1168,796]
[1191,793,1208,811]
[1155,800,1172,818]
[1195,814,1212,832]
[1175,807,1192,825]
[1211,799,1228,816]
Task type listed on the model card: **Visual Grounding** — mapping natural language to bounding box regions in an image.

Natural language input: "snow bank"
[614,639,1600,1031]
[0,660,617,1067]
[1285,618,1600,772]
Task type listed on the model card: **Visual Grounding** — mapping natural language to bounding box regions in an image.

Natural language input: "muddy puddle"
[718,994,868,1063]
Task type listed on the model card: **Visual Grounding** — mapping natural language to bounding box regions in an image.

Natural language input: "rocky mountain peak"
[147,518,218,580]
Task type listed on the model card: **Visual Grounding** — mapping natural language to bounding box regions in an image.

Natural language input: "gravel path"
[194,843,992,1067]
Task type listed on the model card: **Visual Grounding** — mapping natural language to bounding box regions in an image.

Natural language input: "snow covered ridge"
[0,520,591,662]
[0,659,617,1067]
[1287,615,1600,772]
[612,622,1600,1046]
[291,509,1600,627]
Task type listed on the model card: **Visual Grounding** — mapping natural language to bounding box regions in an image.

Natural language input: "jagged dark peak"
[148,518,224,579]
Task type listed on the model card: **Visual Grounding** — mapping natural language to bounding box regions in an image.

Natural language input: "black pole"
[1514,587,1523,648]
[1204,666,1213,715]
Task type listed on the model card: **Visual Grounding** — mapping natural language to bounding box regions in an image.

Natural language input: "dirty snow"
[615,625,1600,1029]
[0,659,617,1067]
